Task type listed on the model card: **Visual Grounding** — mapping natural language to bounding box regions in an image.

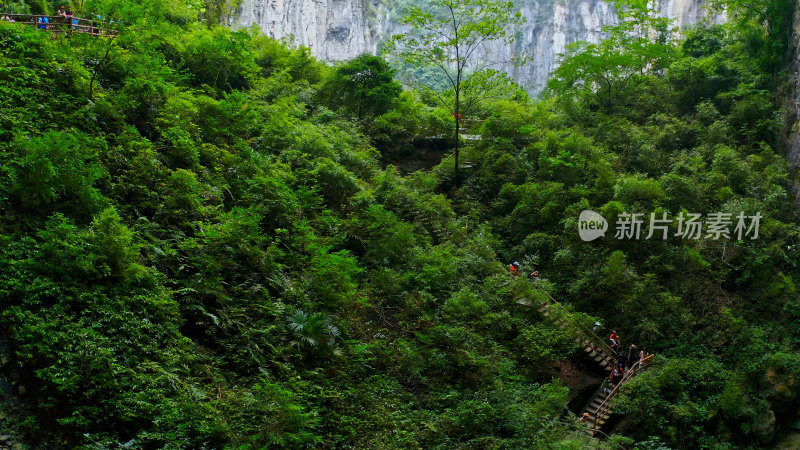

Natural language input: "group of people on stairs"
[508,261,540,281]
[604,333,649,396]
[507,261,653,431]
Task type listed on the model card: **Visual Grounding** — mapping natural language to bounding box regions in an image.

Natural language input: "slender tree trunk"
[89,39,115,101]
[454,90,460,184]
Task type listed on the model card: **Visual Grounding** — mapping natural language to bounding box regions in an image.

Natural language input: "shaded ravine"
[0,335,24,449]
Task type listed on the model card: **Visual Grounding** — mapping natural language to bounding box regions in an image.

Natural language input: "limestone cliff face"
[784,0,800,207]
[229,0,389,63]
[230,0,716,93]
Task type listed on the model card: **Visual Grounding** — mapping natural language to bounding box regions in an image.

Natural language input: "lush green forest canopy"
[0,0,798,448]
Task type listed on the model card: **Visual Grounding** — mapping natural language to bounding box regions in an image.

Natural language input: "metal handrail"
[531,282,618,361]
[0,13,117,36]
[592,353,654,430]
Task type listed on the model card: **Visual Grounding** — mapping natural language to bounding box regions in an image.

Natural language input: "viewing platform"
[0,13,117,36]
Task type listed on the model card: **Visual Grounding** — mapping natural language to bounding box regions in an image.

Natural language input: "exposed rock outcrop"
[783,0,800,210]
[230,0,719,93]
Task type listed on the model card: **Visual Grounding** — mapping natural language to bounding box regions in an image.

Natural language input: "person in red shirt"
[509,261,520,276]
[609,331,620,353]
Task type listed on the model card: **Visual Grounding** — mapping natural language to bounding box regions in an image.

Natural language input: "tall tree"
[388,0,524,183]
[317,54,401,120]
[548,0,675,110]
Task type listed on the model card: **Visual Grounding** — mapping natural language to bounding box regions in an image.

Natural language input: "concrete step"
[598,355,613,364]
[583,413,608,426]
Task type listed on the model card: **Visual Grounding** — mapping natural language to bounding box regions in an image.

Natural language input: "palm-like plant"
[286,309,342,356]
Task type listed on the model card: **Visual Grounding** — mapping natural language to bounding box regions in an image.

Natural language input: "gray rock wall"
[230,0,717,93]
[783,0,800,210]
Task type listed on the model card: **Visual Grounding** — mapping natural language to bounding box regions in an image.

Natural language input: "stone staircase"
[580,353,653,436]
[517,284,653,437]
[581,387,614,434]
[535,301,616,371]
[516,295,616,370]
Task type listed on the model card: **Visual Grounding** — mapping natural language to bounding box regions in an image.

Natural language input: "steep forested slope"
[0,0,797,448]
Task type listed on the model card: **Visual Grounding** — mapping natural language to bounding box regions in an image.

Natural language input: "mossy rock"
[759,367,799,413]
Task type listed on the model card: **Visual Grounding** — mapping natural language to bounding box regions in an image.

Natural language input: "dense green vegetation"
[0,0,797,448]
[388,0,524,181]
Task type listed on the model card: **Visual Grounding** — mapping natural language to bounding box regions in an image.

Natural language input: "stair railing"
[530,282,618,361]
[0,14,117,36]
[592,353,654,430]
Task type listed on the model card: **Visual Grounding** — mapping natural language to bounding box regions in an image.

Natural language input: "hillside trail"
[514,279,654,437]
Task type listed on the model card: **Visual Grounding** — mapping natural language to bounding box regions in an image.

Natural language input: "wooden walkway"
[459,119,484,142]
[456,120,484,168]
[0,13,116,36]
[518,282,654,437]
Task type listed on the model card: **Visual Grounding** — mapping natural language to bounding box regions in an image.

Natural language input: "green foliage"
[0,1,797,448]
[318,53,401,120]
[709,0,794,71]
[442,2,800,447]
[445,68,530,118]
[5,131,107,218]
[86,207,147,279]
[286,309,342,356]
[388,0,525,180]
[166,26,260,93]
[549,0,676,110]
